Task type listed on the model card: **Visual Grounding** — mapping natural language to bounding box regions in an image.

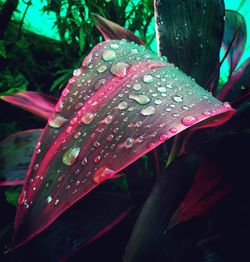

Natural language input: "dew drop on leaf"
[117,101,128,110]
[141,106,156,116]
[157,86,167,93]
[129,94,151,105]
[62,147,81,166]
[181,115,198,126]
[173,95,183,103]
[48,114,68,128]
[97,64,107,73]
[102,50,116,61]
[132,83,142,91]
[143,74,154,83]
[81,112,95,124]
[110,62,129,78]
[93,166,115,184]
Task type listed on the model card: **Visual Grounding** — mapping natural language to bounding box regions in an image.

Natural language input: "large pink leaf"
[12,40,234,248]
[1,91,58,120]
[92,13,145,45]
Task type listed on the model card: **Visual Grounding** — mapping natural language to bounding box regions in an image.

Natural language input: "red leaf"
[168,159,232,228]
[1,91,58,120]
[0,129,42,186]
[12,40,234,248]
[92,13,145,46]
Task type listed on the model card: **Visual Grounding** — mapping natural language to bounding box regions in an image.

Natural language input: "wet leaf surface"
[13,40,234,248]
[154,0,225,88]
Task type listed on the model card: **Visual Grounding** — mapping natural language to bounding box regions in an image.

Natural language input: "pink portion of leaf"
[13,40,234,248]
[92,13,145,46]
[1,91,58,120]
[168,160,232,228]
[0,129,42,186]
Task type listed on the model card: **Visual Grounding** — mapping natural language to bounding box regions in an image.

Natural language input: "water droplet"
[160,134,169,141]
[223,102,231,108]
[94,155,101,163]
[107,134,114,141]
[129,94,151,105]
[173,95,183,103]
[94,141,101,148]
[81,112,95,124]
[202,111,211,116]
[143,74,154,83]
[110,43,119,49]
[101,115,113,124]
[182,115,198,126]
[75,102,83,110]
[62,88,70,97]
[47,196,52,203]
[124,137,134,148]
[93,166,115,184]
[182,105,189,110]
[154,99,162,105]
[73,68,82,76]
[169,127,177,133]
[117,101,128,110]
[81,157,88,166]
[57,175,64,182]
[132,83,142,91]
[141,106,156,116]
[48,114,67,128]
[62,147,80,166]
[166,84,173,89]
[157,86,167,92]
[74,131,81,139]
[54,199,59,205]
[102,50,116,61]
[97,64,107,73]
[33,164,39,170]
[110,62,129,78]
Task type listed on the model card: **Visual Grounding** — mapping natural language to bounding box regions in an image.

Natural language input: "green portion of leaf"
[154,0,225,88]
[5,186,22,206]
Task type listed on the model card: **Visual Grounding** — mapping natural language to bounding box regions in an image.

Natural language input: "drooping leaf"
[0,130,42,186]
[222,10,247,76]
[123,155,202,262]
[9,192,132,262]
[154,0,225,88]
[13,40,234,248]
[92,13,145,45]
[1,91,58,120]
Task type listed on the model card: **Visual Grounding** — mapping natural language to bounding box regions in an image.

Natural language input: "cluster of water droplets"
[22,39,230,210]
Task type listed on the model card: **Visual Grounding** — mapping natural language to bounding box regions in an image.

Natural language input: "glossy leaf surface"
[124,155,202,262]
[92,13,145,45]
[13,40,234,248]
[154,0,225,88]
[1,91,57,120]
[10,192,132,262]
[0,130,42,186]
[222,10,247,75]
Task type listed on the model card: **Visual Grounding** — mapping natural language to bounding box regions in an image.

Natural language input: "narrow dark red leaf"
[168,159,232,228]
[10,192,132,262]
[217,57,250,101]
[222,10,247,76]
[0,130,42,186]
[12,40,234,248]
[92,13,145,45]
[154,0,225,88]
[1,92,58,120]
